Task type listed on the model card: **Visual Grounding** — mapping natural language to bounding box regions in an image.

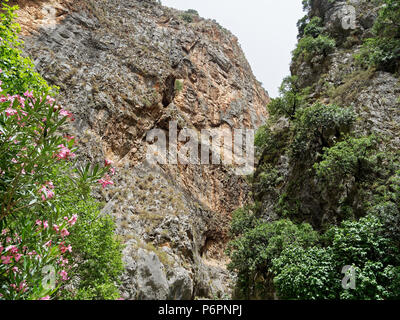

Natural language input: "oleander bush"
[0,0,122,300]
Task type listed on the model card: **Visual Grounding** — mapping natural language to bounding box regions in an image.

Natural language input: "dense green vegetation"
[357,0,400,73]
[0,1,123,300]
[228,0,400,300]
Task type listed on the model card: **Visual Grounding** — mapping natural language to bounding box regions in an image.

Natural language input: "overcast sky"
[161,0,304,97]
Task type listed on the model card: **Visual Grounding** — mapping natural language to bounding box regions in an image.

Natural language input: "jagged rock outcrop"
[255,0,400,229]
[17,0,269,299]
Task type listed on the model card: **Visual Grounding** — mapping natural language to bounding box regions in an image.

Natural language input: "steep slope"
[227,0,400,300]
[17,0,269,299]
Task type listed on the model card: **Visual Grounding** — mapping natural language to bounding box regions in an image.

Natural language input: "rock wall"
[255,0,400,230]
[17,0,269,299]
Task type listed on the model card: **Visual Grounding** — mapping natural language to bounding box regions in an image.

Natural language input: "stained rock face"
[18,0,269,299]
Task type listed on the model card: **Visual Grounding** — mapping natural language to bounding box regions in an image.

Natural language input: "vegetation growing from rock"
[228,0,400,300]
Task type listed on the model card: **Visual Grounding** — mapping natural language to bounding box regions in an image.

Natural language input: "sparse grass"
[327,68,376,104]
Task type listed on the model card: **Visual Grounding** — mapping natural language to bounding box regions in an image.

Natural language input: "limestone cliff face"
[254,0,400,230]
[17,0,269,299]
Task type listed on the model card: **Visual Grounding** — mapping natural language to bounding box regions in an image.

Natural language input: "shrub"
[0,2,53,94]
[268,76,305,120]
[357,0,400,72]
[226,219,318,299]
[272,215,400,300]
[59,197,123,300]
[314,135,378,187]
[0,1,122,300]
[292,35,336,62]
[291,103,355,158]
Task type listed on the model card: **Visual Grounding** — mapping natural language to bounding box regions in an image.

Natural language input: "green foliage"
[314,135,378,186]
[273,215,400,300]
[268,76,305,120]
[272,246,338,300]
[227,219,318,299]
[180,9,199,23]
[59,197,123,300]
[293,35,336,62]
[303,17,324,38]
[357,0,400,72]
[229,206,259,238]
[0,2,54,94]
[291,103,356,158]
[174,79,184,92]
[0,3,122,300]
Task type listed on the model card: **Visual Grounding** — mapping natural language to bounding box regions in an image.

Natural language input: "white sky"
[161,0,304,98]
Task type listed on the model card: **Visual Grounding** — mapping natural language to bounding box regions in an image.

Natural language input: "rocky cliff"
[16,0,269,299]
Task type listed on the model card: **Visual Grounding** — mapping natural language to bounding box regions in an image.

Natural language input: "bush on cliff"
[0,1,123,300]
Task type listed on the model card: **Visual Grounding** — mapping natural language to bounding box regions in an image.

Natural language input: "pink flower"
[55,144,76,160]
[98,175,114,189]
[5,108,17,117]
[60,228,70,238]
[23,90,34,98]
[1,255,12,264]
[110,167,116,175]
[59,270,69,281]
[59,242,72,254]
[44,240,52,248]
[39,296,50,300]
[39,185,55,201]
[53,224,59,233]
[9,246,18,254]
[18,281,28,293]
[68,215,78,226]
[43,221,49,230]
[14,253,23,262]
[46,95,55,105]
[59,109,74,120]
[35,220,42,226]
[105,159,113,166]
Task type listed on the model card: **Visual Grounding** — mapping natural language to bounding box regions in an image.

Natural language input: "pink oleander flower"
[43,221,49,229]
[68,215,78,226]
[39,186,55,201]
[36,220,42,226]
[59,257,68,267]
[9,246,18,254]
[5,108,17,117]
[1,255,12,264]
[60,228,70,238]
[27,250,37,257]
[46,95,55,105]
[59,242,72,254]
[105,159,113,166]
[59,109,74,120]
[98,175,114,189]
[23,90,34,98]
[39,296,50,300]
[55,144,76,160]
[53,224,59,233]
[18,281,28,293]
[14,253,23,262]
[59,270,69,281]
